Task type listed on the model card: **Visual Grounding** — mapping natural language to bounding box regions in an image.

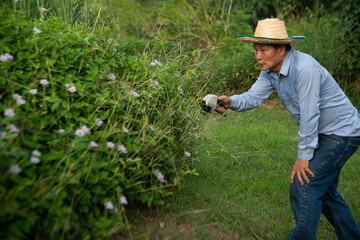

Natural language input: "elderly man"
[216,18,360,239]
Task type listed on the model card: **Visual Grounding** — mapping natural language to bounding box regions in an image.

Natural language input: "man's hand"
[290,158,315,185]
[216,95,231,115]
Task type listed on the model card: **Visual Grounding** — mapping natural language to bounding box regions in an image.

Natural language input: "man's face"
[253,44,285,73]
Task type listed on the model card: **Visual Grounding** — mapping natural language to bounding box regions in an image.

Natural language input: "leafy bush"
[0,9,201,239]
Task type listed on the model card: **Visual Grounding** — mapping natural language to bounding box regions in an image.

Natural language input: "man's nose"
[255,52,262,60]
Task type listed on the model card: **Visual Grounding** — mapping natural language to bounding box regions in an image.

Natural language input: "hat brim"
[237,35,306,44]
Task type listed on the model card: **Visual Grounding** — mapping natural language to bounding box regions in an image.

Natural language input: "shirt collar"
[266,49,293,77]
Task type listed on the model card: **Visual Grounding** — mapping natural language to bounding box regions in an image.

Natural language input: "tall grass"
[117,101,360,239]
[1,0,101,26]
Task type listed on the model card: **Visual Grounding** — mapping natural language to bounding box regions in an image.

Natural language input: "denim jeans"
[288,134,360,240]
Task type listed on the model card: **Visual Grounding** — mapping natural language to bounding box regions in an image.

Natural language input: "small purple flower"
[120,195,128,205]
[109,73,116,80]
[9,124,20,133]
[95,118,103,127]
[186,113,191,119]
[114,206,119,213]
[195,151,199,155]
[0,53,14,62]
[29,89,38,95]
[123,127,129,135]
[177,86,184,95]
[132,91,140,97]
[147,94,153,98]
[4,108,15,117]
[75,125,90,137]
[9,164,21,175]
[185,151,191,157]
[0,131,6,137]
[40,7,48,12]
[33,27,42,34]
[30,157,40,164]
[107,141,115,149]
[89,141,98,148]
[117,144,128,153]
[155,169,165,183]
[150,59,163,66]
[105,201,114,210]
[67,85,77,93]
[32,149,42,157]
[154,80,159,86]
[155,60,163,66]
[39,79,49,85]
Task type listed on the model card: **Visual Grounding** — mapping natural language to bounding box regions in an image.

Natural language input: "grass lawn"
[116,99,360,240]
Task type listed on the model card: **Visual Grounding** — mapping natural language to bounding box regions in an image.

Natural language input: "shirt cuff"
[297,148,314,160]
[229,96,238,110]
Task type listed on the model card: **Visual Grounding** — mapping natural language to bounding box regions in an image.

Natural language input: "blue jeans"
[288,134,360,240]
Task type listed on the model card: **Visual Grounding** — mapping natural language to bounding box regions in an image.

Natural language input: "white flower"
[39,79,49,85]
[0,55,8,62]
[58,129,65,134]
[150,61,156,66]
[89,141,98,148]
[9,164,21,175]
[75,129,85,137]
[185,151,191,157]
[67,85,77,93]
[107,141,115,149]
[12,94,26,105]
[123,127,129,135]
[105,201,114,210]
[30,157,40,164]
[120,195,128,205]
[29,89,38,95]
[16,98,26,105]
[33,27,42,34]
[65,83,70,87]
[132,91,140,97]
[9,124,20,133]
[32,149,42,157]
[155,169,165,183]
[95,118,103,127]
[117,144,128,153]
[147,94,153,98]
[4,108,15,117]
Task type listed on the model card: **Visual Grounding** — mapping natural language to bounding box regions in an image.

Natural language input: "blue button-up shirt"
[229,49,360,160]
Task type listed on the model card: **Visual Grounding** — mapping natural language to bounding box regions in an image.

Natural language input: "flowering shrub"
[0,9,201,239]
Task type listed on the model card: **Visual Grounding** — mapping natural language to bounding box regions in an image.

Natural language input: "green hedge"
[0,9,201,239]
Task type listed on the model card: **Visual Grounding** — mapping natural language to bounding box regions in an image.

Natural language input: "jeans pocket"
[333,137,360,168]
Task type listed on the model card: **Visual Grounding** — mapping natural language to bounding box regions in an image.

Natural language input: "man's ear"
[280,45,287,57]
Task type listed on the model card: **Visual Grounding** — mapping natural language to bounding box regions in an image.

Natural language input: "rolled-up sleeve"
[229,76,275,112]
[296,66,321,160]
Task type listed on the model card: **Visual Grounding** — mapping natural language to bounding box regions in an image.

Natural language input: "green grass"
[114,99,360,239]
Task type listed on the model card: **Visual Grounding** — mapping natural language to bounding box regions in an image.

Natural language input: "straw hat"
[237,18,306,44]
